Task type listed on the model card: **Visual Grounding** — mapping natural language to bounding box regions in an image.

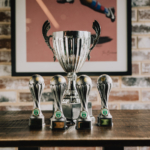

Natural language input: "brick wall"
[0,0,150,150]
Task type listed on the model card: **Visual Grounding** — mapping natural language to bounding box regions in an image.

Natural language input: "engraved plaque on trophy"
[97,74,113,126]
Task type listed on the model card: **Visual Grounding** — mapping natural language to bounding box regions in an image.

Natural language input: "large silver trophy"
[97,74,113,126]
[42,20,100,121]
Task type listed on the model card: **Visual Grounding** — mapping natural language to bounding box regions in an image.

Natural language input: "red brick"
[132,36,137,48]
[132,23,150,34]
[0,65,11,76]
[132,64,139,74]
[0,91,16,102]
[89,90,98,101]
[19,92,54,102]
[138,9,150,21]
[0,106,32,111]
[122,77,150,87]
[92,104,117,110]
[111,77,119,88]
[109,91,139,101]
[121,103,150,109]
[44,78,51,89]
[0,11,10,22]
[138,36,150,48]
[132,10,137,21]
[142,91,150,101]
[132,1,150,7]
[0,39,11,49]
[0,24,10,35]
[0,78,29,89]
[0,51,11,62]
[19,92,32,102]
[142,63,150,74]
[132,50,150,61]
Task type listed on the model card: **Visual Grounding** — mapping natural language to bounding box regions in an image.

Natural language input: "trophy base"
[76,120,92,130]
[97,117,113,126]
[62,102,94,121]
[50,118,67,130]
[29,115,45,128]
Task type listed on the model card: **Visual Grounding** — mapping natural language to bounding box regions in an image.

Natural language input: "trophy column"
[50,75,67,130]
[29,74,45,127]
[76,75,93,130]
[97,74,113,126]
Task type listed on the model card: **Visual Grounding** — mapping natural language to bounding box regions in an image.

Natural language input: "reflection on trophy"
[50,75,67,130]
[42,20,100,121]
[76,75,92,130]
[97,74,113,126]
[29,74,45,127]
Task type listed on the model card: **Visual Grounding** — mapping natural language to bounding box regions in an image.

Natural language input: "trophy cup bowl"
[42,20,101,121]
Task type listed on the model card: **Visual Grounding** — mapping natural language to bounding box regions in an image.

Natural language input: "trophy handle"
[42,20,56,61]
[88,20,101,60]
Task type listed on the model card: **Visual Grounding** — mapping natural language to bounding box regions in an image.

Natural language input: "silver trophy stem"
[51,84,64,113]
[63,72,80,103]
[30,83,42,110]
[77,85,90,112]
[98,84,111,109]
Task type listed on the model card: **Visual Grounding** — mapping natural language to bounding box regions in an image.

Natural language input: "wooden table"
[0,110,150,150]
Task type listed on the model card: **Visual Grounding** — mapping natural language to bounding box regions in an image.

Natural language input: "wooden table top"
[0,110,150,147]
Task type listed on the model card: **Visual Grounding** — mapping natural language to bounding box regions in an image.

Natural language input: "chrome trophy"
[42,20,101,121]
[97,74,113,126]
[29,74,45,127]
[50,75,67,129]
[76,75,93,130]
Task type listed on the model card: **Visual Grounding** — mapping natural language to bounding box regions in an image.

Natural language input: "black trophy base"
[97,117,112,126]
[76,121,92,130]
[29,116,45,128]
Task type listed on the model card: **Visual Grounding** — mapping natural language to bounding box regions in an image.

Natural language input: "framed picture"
[11,0,131,76]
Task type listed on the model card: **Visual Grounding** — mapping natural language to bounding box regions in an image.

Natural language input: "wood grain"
[0,110,150,147]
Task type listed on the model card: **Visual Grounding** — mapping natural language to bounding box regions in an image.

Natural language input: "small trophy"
[50,75,67,130]
[76,75,92,130]
[97,74,113,126]
[29,74,45,127]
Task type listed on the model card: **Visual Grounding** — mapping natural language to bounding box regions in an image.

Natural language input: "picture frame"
[11,0,131,76]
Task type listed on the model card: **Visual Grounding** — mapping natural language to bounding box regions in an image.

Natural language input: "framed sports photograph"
[11,0,131,76]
